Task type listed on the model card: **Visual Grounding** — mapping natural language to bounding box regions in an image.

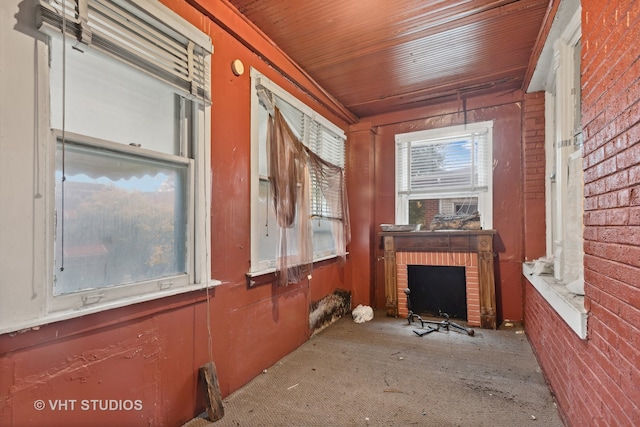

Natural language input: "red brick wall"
[524,1,640,425]
[423,199,440,227]
[395,251,481,326]
[522,92,546,261]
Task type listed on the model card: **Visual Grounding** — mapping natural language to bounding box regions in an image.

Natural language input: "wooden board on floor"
[199,361,224,422]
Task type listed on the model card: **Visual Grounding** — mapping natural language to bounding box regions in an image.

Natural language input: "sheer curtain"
[266,107,350,285]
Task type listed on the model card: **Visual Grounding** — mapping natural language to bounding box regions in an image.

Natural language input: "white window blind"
[395,122,493,230]
[36,0,212,103]
[277,99,345,219]
[256,77,345,220]
[271,96,345,168]
[396,128,490,196]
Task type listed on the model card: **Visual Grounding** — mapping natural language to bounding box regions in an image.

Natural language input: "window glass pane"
[54,143,187,295]
[49,36,181,155]
[573,39,582,137]
[257,180,335,265]
[311,219,336,256]
[257,179,280,264]
[410,139,475,191]
[396,123,492,229]
[257,179,301,261]
[258,105,269,177]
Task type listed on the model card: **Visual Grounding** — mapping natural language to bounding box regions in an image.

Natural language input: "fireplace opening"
[407,265,467,320]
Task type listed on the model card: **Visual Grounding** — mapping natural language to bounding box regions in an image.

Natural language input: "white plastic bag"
[352,304,374,323]
[532,256,554,275]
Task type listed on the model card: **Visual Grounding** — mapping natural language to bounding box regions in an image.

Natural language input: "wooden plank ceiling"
[227,0,550,119]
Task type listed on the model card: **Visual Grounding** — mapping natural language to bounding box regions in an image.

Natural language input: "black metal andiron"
[404,288,475,337]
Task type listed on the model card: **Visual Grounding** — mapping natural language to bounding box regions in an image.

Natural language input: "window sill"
[1,279,222,336]
[522,263,587,339]
[247,253,345,287]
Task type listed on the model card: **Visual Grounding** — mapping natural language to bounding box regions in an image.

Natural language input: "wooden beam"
[199,362,224,422]
[522,0,563,91]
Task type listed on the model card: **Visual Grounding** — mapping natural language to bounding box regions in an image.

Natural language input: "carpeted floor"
[184,311,564,427]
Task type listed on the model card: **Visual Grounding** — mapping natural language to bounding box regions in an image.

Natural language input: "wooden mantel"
[380,230,497,329]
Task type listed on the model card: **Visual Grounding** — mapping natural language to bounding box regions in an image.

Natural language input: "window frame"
[394,121,494,230]
[44,1,215,315]
[249,68,347,276]
[545,14,583,284]
[48,130,196,312]
[524,4,586,339]
[0,0,217,335]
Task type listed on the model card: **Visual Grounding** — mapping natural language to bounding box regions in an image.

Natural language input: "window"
[395,122,493,230]
[249,70,348,278]
[545,17,584,285]
[40,0,213,312]
[524,4,586,339]
[53,137,190,296]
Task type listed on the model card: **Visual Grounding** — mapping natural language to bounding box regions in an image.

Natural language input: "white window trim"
[47,130,195,311]
[549,9,582,282]
[524,4,586,339]
[250,70,345,139]
[394,121,494,230]
[248,68,346,276]
[0,0,218,336]
[523,263,587,339]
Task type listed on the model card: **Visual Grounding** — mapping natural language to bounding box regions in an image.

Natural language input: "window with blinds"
[37,0,212,102]
[274,97,345,220]
[37,0,213,311]
[396,129,491,196]
[274,96,345,168]
[251,72,347,272]
[395,122,494,230]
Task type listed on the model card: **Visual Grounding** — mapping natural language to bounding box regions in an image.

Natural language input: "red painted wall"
[524,0,640,424]
[4,0,638,425]
[365,91,526,322]
[0,1,353,426]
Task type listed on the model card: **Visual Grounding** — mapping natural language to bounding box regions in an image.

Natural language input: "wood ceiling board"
[227,0,550,118]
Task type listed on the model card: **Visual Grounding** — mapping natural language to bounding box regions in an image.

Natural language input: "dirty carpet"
[183,311,564,426]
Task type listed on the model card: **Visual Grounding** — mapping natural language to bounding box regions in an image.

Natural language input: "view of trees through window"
[54,145,187,295]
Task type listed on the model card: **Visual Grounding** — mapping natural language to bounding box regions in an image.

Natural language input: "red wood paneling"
[345,125,376,306]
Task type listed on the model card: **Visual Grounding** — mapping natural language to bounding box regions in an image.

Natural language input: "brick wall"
[423,199,440,227]
[522,92,546,260]
[524,1,640,425]
[396,251,481,326]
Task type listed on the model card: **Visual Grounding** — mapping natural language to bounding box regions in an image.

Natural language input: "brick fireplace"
[380,230,497,329]
[396,251,481,326]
